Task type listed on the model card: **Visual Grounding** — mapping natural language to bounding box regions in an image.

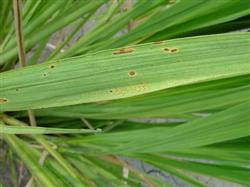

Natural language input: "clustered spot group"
[163,47,179,53]
[112,45,179,55]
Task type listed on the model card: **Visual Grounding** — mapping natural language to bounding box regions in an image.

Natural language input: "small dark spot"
[154,41,164,44]
[109,90,113,93]
[49,64,56,69]
[0,98,8,104]
[128,70,136,77]
[113,48,134,55]
[15,88,19,91]
[170,48,179,53]
[163,47,179,53]
[43,73,47,77]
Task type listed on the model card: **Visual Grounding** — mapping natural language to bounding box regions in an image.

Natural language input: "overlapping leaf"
[62,102,250,154]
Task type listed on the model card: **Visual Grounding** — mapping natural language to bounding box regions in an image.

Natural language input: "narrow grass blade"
[0,124,100,134]
[63,101,250,154]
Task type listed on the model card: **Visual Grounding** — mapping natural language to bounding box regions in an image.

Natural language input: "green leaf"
[137,154,250,186]
[4,135,64,187]
[1,32,250,111]
[63,101,250,154]
[0,123,100,134]
[98,0,250,48]
[0,0,107,65]
[35,75,250,119]
[144,0,250,42]
[133,154,207,187]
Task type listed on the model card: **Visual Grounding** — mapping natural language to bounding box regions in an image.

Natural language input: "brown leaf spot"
[0,98,8,104]
[113,48,134,55]
[128,70,136,77]
[163,47,179,53]
[48,64,56,69]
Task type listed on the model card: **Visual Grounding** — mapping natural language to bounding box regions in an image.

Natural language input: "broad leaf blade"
[1,33,250,111]
[35,75,250,119]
